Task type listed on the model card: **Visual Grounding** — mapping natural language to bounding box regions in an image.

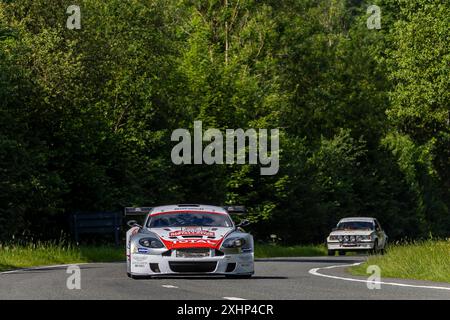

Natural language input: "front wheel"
[338,250,346,256]
[371,240,379,255]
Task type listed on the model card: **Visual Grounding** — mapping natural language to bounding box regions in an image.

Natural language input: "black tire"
[371,240,379,255]
[381,240,388,255]
[327,250,335,256]
[127,272,131,278]
[338,250,346,256]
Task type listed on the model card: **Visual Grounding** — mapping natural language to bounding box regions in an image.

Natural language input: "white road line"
[0,263,89,275]
[223,297,246,300]
[162,285,179,289]
[309,262,450,291]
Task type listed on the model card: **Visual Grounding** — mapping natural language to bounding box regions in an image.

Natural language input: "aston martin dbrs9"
[125,204,254,278]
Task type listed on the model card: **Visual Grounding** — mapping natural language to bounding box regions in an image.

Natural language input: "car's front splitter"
[327,242,374,250]
[130,252,254,276]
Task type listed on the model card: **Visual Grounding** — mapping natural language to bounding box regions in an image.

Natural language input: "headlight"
[139,237,165,248]
[222,237,246,248]
[329,235,338,241]
[358,235,372,241]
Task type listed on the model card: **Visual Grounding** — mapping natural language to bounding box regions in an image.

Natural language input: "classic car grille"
[169,261,217,273]
[176,248,211,258]
[338,235,363,242]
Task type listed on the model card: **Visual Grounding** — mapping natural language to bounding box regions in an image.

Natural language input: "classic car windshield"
[147,212,233,228]
[336,221,374,230]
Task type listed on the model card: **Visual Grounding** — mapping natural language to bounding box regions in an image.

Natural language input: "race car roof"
[339,217,376,222]
[149,204,228,216]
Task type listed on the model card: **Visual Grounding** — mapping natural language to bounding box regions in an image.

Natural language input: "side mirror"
[127,220,140,228]
[237,219,251,228]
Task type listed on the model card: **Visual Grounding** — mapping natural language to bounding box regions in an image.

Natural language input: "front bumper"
[327,241,374,250]
[130,250,254,276]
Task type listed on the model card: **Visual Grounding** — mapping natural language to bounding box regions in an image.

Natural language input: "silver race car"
[125,204,254,279]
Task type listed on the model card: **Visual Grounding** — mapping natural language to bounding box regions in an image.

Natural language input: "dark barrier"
[69,211,122,245]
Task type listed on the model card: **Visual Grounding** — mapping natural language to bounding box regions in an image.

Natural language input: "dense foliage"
[0,0,449,243]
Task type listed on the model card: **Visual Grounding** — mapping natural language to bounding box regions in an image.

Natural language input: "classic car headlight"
[358,235,372,241]
[139,237,165,248]
[329,235,339,241]
[222,237,246,248]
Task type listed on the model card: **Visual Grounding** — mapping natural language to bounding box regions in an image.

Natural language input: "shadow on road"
[1,265,103,275]
[255,258,364,264]
[145,275,287,280]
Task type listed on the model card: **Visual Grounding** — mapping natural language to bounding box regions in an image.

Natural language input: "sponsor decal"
[133,255,147,261]
[169,230,215,237]
[134,263,146,268]
[138,248,150,254]
[161,238,223,250]
[172,239,217,245]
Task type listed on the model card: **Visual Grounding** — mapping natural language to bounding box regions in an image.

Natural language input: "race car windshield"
[147,212,233,228]
[336,221,374,230]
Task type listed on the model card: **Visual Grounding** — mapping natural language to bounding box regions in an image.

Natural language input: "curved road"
[1,256,449,300]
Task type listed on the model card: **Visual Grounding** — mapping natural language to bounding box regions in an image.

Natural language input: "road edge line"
[0,263,93,275]
[309,262,450,291]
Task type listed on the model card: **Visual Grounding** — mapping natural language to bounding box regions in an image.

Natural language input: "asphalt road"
[1,256,449,300]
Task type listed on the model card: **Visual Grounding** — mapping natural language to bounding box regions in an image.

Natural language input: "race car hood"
[329,230,374,236]
[148,226,234,250]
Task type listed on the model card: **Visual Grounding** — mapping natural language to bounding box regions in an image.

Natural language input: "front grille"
[176,248,210,258]
[169,261,217,273]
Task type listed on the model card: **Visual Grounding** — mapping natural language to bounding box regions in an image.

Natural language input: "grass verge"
[350,240,450,283]
[0,242,124,272]
[254,243,327,258]
[0,242,326,271]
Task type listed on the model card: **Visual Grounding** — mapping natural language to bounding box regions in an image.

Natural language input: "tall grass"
[254,243,327,258]
[0,242,124,271]
[350,240,450,283]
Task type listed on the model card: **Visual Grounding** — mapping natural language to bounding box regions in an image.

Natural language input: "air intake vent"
[169,261,217,273]
[150,263,161,273]
[226,263,236,272]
